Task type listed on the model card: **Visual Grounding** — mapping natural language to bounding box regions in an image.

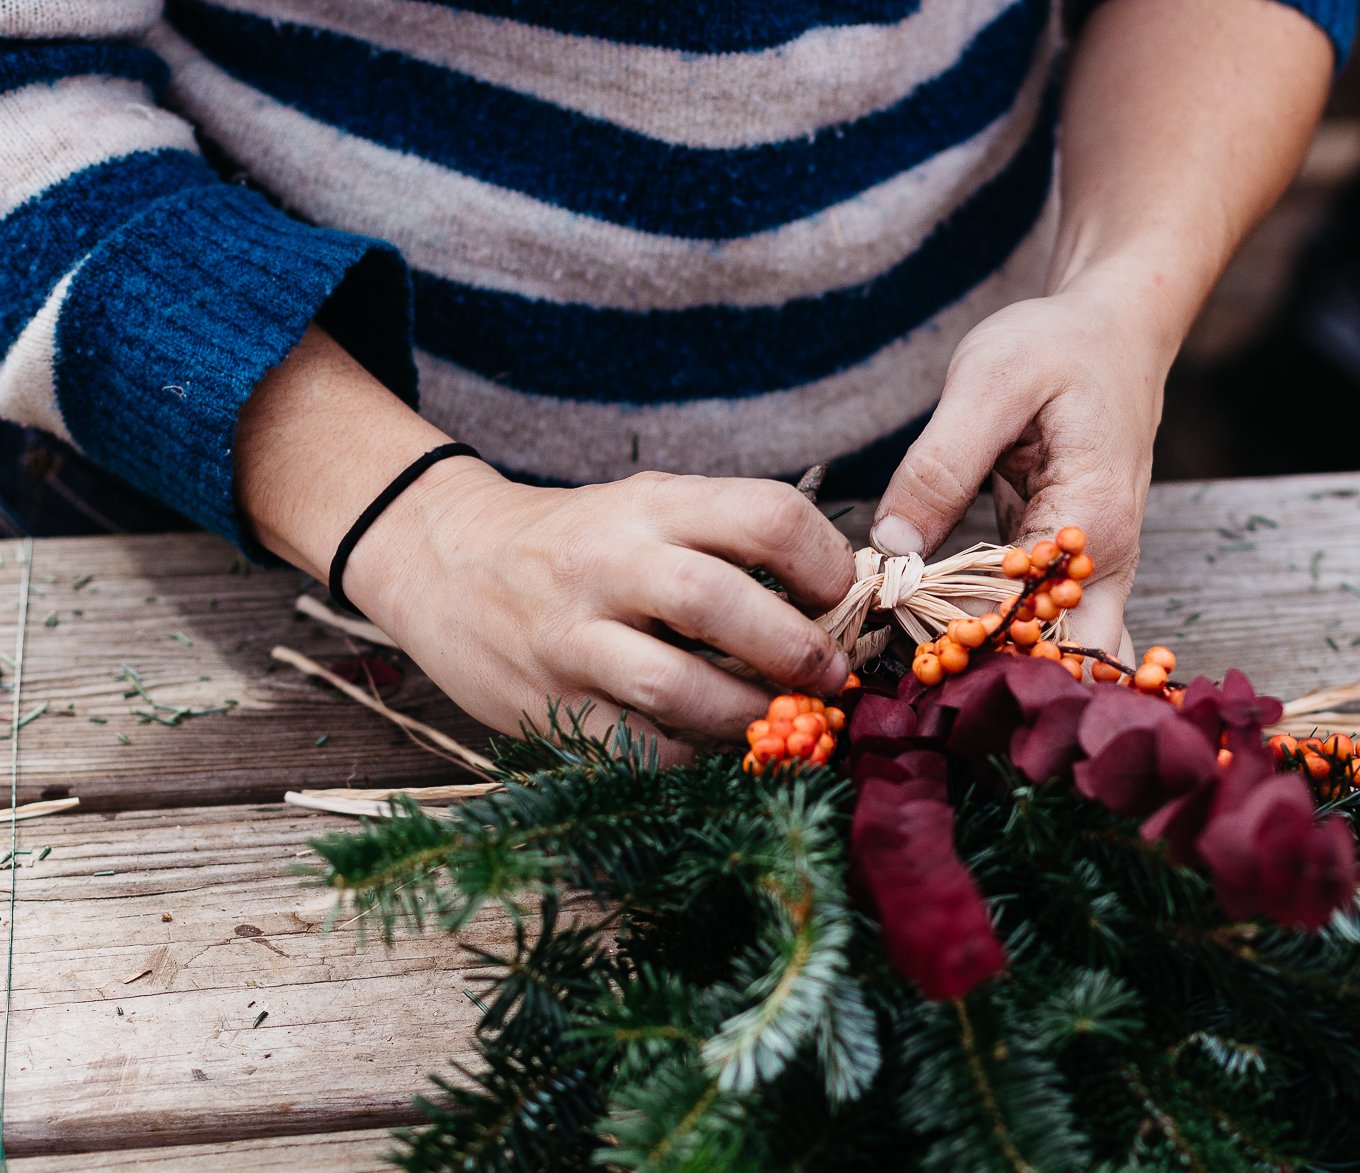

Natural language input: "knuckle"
[755,483,817,550]
[778,622,834,686]
[661,557,720,626]
[628,658,687,717]
[898,444,972,516]
[622,469,676,511]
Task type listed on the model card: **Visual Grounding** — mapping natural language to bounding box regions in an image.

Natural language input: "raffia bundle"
[816,542,1073,667]
[715,541,1072,679]
[1268,680,1360,742]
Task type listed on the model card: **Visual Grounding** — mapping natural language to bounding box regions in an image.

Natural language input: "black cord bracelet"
[328,442,482,616]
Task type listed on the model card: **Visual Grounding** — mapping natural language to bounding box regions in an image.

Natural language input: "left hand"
[869,285,1175,660]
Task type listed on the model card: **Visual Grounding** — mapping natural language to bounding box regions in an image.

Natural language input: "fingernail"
[870,515,925,556]
[818,650,850,696]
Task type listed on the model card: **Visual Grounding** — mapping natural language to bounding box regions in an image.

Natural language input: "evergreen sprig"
[308,709,1360,1171]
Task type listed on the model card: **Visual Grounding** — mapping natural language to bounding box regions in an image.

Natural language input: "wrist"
[341,453,508,637]
[1044,247,1199,375]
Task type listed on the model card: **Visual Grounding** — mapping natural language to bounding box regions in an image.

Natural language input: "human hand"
[236,328,853,763]
[347,467,855,762]
[870,288,1173,660]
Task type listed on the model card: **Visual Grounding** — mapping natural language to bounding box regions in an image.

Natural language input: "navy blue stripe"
[411,92,1056,403]
[823,409,931,498]
[0,149,217,358]
[0,40,168,98]
[167,0,1044,239]
[487,405,931,496]
[418,0,920,52]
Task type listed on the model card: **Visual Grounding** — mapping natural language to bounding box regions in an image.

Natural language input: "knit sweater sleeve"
[0,5,416,549]
[1067,0,1357,67]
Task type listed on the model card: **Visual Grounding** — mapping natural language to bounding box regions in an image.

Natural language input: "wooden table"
[4,473,1360,1170]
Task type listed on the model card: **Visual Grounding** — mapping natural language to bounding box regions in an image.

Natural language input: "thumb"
[871,394,1017,558]
[1008,483,1143,659]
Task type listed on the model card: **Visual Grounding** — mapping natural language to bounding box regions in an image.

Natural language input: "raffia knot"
[818,542,1040,670]
[716,541,1045,681]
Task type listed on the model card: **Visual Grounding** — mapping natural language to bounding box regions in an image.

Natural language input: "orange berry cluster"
[1268,732,1360,800]
[1120,645,1184,703]
[742,675,859,773]
[912,527,1094,686]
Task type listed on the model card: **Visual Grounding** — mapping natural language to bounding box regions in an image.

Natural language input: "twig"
[0,797,79,823]
[1268,679,1360,741]
[284,790,458,820]
[343,637,470,769]
[1056,644,1186,691]
[795,463,829,504]
[270,645,494,777]
[294,595,397,648]
[304,784,501,802]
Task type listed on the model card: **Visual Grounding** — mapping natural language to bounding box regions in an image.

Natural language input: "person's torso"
[150,0,1063,493]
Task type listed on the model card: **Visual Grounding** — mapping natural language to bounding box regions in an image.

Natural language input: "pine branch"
[1026,969,1145,1052]
[393,1036,600,1172]
[902,988,1089,1173]
[304,701,1360,1171]
[698,782,874,1098]
[565,962,713,1082]
[597,1059,753,1172]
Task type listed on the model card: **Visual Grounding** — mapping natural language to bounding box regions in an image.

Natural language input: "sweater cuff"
[52,182,416,554]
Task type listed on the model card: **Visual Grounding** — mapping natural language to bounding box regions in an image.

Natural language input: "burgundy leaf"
[851,767,1005,1000]
[1197,774,1357,930]
[849,692,919,743]
[1077,685,1175,759]
[1009,695,1088,784]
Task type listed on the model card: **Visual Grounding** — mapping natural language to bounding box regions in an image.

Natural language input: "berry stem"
[997,556,1065,630]
[1056,644,1186,691]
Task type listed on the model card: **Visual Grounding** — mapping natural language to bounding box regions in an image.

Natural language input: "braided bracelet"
[328,442,481,615]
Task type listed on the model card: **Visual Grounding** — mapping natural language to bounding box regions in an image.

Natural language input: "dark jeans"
[0,424,194,539]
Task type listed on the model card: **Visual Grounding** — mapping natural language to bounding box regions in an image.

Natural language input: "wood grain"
[0,534,491,812]
[7,1129,397,1171]
[1,804,556,1156]
[4,472,1360,1167]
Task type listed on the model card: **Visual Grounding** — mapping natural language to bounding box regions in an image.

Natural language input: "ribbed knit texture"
[55,185,414,547]
[0,0,1354,546]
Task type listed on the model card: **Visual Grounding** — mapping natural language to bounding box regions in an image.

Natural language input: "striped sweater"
[0,1,1354,548]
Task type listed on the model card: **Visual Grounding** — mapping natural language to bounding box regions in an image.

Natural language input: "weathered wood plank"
[0,534,490,812]
[0,473,1357,816]
[1107,475,1360,700]
[4,471,1360,1165]
[7,1128,397,1171]
[1,804,542,1157]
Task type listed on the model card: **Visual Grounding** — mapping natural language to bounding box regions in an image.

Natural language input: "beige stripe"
[0,75,198,220]
[151,23,1054,310]
[0,269,79,444]
[201,0,1017,148]
[1,0,161,37]
[414,198,1057,486]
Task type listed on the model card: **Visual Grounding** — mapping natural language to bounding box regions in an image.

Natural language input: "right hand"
[346,464,856,762]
